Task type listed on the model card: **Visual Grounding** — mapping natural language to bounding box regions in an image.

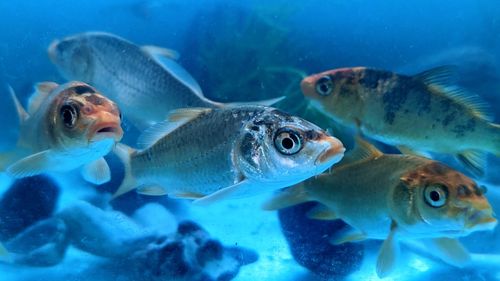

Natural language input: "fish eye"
[315,76,333,96]
[424,184,448,208]
[274,129,303,155]
[60,103,79,128]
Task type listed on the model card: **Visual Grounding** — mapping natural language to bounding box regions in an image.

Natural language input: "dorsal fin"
[142,48,204,99]
[414,65,458,87]
[8,85,29,123]
[140,45,180,60]
[137,108,211,148]
[414,66,493,122]
[28,82,58,114]
[337,136,383,167]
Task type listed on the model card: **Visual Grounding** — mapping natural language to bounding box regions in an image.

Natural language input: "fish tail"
[111,143,138,199]
[261,183,310,211]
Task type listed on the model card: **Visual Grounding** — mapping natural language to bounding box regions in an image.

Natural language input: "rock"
[5,218,68,266]
[132,203,178,235]
[0,175,60,240]
[278,202,364,279]
[130,220,259,281]
[57,201,162,258]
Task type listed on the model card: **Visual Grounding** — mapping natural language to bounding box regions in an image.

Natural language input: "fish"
[263,138,497,278]
[300,66,500,176]
[0,82,123,184]
[48,32,284,130]
[112,105,345,205]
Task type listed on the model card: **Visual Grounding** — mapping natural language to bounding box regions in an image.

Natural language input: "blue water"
[0,1,499,280]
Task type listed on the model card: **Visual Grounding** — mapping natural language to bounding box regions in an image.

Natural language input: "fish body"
[264,139,497,277]
[301,66,500,175]
[48,32,282,130]
[2,82,123,184]
[113,105,345,204]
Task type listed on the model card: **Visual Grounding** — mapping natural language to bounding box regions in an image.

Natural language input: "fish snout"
[315,136,345,165]
[300,76,317,98]
[87,112,123,142]
[465,204,497,231]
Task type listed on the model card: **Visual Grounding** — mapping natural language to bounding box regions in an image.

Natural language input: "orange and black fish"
[301,66,500,176]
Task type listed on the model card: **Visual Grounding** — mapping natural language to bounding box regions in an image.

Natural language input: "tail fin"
[111,143,138,199]
[261,183,310,211]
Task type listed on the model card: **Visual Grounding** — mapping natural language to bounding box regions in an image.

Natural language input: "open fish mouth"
[315,137,345,165]
[89,122,123,142]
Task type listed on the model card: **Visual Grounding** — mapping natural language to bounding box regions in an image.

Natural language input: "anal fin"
[81,157,111,185]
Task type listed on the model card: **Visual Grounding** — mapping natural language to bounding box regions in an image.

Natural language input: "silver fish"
[48,32,283,130]
[113,105,345,205]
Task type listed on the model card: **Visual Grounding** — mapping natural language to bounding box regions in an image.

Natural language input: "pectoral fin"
[306,204,338,220]
[7,150,56,178]
[427,237,471,267]
[329,227,366,245]
[81,158,111,185]
[261,184,309,211]
[193,179,250,206]
[376,221,400,278]
[457,150,486,177]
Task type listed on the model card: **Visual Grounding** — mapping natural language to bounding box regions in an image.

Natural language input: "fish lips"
[315,137,345,166]
[88,121,123,142]
[464,208,497,231]
[300,76,317,98]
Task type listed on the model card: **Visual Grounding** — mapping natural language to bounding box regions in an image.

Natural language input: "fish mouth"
[48,39,60,64]
[89,122,123,142]
[465,208,497,231]
[315,137,345,165]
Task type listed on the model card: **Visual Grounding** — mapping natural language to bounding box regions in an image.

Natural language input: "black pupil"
[61,105,76,126]
[430,190,440,201]
[282,137,294,150]
[320,83,329,93]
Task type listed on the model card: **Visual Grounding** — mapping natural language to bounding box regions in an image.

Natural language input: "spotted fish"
[301,66,500,176]
[264,138,497,278]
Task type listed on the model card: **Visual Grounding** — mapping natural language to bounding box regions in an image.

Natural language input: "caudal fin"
[261,183,310,210]
[111,143,138,199]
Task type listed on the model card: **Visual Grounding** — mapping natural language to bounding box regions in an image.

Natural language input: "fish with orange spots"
[264,138,497,278]
[1,81,123,184]
[300,66,500,176]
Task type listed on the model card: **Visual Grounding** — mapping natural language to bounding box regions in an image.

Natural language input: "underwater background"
[0,0,499,280]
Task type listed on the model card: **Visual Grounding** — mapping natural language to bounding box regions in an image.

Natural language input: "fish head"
[237,108,345,187]
[300,67,366,121]
[49,82,123,148]
[397,161,496,237]
[48,34,95,81]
